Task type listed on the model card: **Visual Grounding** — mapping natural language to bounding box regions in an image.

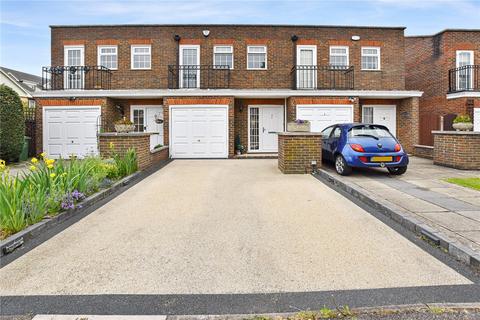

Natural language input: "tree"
[0,84,25,162]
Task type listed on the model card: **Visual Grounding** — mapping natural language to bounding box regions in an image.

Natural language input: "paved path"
[323,157,480,255]
[0,160,471,296]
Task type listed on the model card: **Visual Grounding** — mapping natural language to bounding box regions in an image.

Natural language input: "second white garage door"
[170,105,229,158]
[296,104,353,132]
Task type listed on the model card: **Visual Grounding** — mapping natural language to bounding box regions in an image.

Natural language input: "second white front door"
[249,105,284,152]
[131,105,164,150]
[362,105,397,136]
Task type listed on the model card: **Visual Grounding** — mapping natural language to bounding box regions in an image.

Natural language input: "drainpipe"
[284,97,287,132]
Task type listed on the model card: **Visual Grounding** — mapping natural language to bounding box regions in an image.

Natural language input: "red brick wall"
[433,132,480,170]
[405,30,480,145]
[414,145,434,159]
[278,133,322,174]
[51,25,406,90]
[162,96,235,157]
[98,134,168,170]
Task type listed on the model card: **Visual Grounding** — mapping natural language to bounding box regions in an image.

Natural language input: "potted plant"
[235,134,245,155]
[452,114,473,131]
[114,117,135,133]
[287,119,311,132]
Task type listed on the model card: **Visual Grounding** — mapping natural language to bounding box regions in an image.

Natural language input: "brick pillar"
[398,97,419,154]
[278,132,322,174]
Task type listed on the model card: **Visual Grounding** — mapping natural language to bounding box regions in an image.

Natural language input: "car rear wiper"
[354,134,379,140]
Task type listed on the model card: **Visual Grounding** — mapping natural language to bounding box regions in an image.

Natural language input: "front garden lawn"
[0,148,138,239]
[445,177,480,191]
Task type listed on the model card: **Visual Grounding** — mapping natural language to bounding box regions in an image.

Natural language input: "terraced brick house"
[34,24,422,160]
[406,29,480,147]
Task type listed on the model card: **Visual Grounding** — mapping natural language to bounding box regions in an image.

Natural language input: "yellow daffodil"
[0,160,6,172]
[30,165,37,171]
[109,142,115,149]
[47,164,54,169]
[40,152,46,159]
[50,173,56,178]
[45,159,55,165]
[31,157,38,164]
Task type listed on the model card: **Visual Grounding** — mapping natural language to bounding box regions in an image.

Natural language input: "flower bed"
[0,149,138,239]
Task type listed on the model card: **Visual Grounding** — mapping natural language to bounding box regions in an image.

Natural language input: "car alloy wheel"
[335,155,352,176]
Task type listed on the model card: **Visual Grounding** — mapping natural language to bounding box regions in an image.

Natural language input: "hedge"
[0,84,25,162]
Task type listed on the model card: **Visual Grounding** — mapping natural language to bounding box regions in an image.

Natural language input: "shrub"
[114,148,138,177]
[453,114,472,124]
[0,85,25,162]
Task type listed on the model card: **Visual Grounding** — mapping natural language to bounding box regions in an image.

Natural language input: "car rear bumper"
[344,153,409,168]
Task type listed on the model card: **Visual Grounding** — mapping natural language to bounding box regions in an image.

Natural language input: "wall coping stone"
[98,132,157,137]
[413,144,434,149]
[432,131,480,136]
[278,132,322,136]
[151,146,169,154]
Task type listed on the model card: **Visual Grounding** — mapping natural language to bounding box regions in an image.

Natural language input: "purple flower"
[71,190,85,201]
[61,200,74,210]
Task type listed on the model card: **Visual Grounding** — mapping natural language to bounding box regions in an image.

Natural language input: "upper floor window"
[456,50,474,67]
[98,45,118,70]
[247,46,267,70]
[214,46,233,69]
[131,45,151,70]
[329,46,349,68]
[361,47,381,70]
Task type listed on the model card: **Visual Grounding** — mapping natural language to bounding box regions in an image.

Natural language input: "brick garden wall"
[51,25,406,90]
[413,145,434,159]
[278,133,322,174]
[433,131,480,170]
[98,133,169,170]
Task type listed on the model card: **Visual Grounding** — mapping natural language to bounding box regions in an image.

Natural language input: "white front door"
[131,106,164,150]
[248,105,284,152]
[296,45,317,89]
[362,105,397,136]
[296,105,353,132]
[170,105,228,158]
[43,106,100,159]
[179,45,200,88]
[474,108,480,132]
[64,46,84,89]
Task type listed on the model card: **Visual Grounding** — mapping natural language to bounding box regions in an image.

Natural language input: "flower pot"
[287,122,311,132]
[114,124,135,133]
[452,122,473,131]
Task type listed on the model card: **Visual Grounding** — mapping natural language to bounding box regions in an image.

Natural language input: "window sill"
[361,69,382,72]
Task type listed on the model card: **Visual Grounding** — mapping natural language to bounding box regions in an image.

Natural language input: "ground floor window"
[249,107,259,150]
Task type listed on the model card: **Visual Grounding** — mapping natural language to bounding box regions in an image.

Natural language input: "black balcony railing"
[291,65,354,90]
[42,66,112,90]
[168,65,231,89]
[448,65,480,93]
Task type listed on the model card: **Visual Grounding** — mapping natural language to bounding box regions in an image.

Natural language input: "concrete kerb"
[0,158,173,265]
[313,169,480,273]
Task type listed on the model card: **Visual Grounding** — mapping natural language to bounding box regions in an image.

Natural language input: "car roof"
[336,123,389,130]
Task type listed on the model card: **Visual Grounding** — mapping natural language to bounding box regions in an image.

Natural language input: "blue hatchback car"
[321,123,409,176]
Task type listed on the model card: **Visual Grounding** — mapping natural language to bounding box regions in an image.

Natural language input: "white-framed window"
[456,50,474,90]
[329,46,349,67]
[97,45,118,70]
[247,45,267,70]
[131,45,151,70]
[213,45,233,69]
[361,47,381,70]
[28,99,36,109]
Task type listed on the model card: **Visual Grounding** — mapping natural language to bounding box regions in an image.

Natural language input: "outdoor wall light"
[174,34,181,42]
[69,96,77,101]
[291,35,298,42]
[351,35,361,41]
[203,30,210,37]
[348,97,356,102]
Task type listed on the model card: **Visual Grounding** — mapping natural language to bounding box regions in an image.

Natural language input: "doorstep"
[234,153,278,159]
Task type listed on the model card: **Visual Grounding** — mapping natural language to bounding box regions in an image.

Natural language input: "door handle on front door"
[262,127,265,133]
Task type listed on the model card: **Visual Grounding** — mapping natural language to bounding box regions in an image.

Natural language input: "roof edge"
[406,28,480,38]
[49,23,406,30]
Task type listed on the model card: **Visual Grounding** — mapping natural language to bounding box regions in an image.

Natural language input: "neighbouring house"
[1,66,42,108]
[405,29,480,147]
[33,24,422,160]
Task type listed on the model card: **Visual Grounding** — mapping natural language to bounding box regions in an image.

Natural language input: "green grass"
[445,177,480,191]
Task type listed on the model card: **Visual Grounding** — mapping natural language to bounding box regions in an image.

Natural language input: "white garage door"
[170,105,228,158]
[296,104,353,132]
[43,106,100,159]
[474,108,480,132]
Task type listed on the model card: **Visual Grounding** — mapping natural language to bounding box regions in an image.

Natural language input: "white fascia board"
[33,89,423,99]
[446,91,480,99]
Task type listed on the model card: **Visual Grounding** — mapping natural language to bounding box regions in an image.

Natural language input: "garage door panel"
[297,105,353,133]
[171,106,228,158]
[44,107,100,159]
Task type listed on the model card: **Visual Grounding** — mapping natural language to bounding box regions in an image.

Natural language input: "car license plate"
[371,156,393,162]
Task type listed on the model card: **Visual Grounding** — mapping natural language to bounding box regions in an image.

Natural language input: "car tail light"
[394,144,401,152]
[395,156,401,162]
[359,156,368,163]
[350,144,365,152]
